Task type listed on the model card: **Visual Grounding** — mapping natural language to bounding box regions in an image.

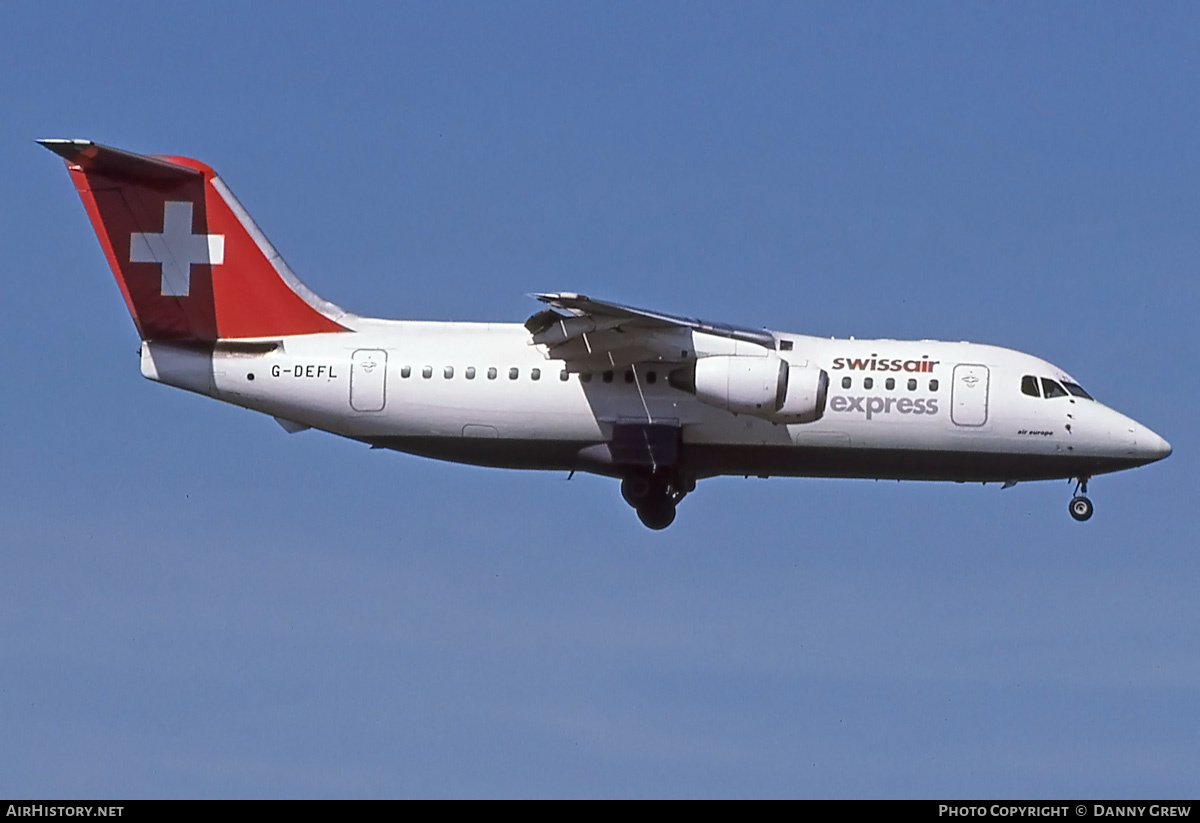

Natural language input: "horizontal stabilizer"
[38,139,200,185]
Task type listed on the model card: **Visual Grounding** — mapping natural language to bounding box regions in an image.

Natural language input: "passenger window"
[444,366,454,379]
[1041,378,1068,399]
[465,367,475,380]
[581,373,592,383]
[509,367,519,380]
[863,377,874,390]
[885,378,895,391]
[560,369,569,381]
[624,369,634,384]
[905,378,915,391]
[400,366,411,379]
[1021,375,1040,397]
[603,371,614,383]
[841,376,851,389]
[422,366,432,379]
[929,379,939,392]
[531,368,541,381]
[487,367,497,380]
[647,371,657,384]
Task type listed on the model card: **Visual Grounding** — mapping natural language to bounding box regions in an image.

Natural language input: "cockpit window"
[1041,378,1068,399]
[1062,381,1093,400]
[1021,375,1040,397]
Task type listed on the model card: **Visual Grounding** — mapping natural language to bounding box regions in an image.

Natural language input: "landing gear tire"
[637,500,677,530]
[621,470,691,529]
[621,476,652,508]
[1069,496,1094,522]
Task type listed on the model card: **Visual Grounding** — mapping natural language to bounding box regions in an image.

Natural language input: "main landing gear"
[1069,477,1094,522]
[620,470,695,530]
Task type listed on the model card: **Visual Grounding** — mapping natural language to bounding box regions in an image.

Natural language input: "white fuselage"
[41,137,1170,527]
[140,319,1169,484]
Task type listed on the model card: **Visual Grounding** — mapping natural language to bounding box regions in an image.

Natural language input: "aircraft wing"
[526,292,775,370]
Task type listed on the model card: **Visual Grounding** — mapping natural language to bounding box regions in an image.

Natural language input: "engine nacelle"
[671,355,828,424]
[774,361,829,424]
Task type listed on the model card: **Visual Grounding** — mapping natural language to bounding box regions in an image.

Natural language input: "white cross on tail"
[129,201,225,297]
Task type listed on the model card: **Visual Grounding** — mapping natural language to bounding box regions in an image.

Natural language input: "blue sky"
[2,1,1197,798]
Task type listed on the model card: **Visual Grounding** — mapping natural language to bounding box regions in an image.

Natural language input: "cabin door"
[350,349,388,412]
[951,364,989,427]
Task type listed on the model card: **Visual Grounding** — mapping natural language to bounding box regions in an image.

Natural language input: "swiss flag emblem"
[130,201,225,297]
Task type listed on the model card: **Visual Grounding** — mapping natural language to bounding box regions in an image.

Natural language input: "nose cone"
[1138,424,1172,462]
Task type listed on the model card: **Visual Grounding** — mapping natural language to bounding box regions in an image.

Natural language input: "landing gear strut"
[620,470,694,530]
[1069,477,1093,522]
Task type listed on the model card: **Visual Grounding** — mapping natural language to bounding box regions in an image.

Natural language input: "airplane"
[40,139,1172,530]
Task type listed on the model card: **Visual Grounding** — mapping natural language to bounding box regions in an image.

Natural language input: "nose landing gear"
[1069,477,1093,522]
[620,470,694,530]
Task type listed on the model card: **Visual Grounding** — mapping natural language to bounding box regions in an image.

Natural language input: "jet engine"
[669,355,828,424]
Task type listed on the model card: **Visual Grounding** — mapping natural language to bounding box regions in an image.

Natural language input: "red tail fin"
[41,139,352,341]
